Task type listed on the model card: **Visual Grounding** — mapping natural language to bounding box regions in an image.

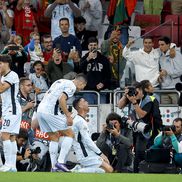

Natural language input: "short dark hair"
[74,16,86,24]
[0,54,12,66]
[17,129,28,140]
[173,117,182,127]
[143,36,153,42]
[106,112,122,125]
[88,37,98,44]
[73,97,82,111]
[158,36,171,45]
[41,34,52,42]
[19,77,31,86]
[140,80,151,90]
[75,73,87,83]
[59,17,69,24]
[33,60,44,69]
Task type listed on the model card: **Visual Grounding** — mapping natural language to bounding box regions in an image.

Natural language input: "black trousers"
[99,143,131,172]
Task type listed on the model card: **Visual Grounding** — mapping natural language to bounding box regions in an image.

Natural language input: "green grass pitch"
[0,173,181,182]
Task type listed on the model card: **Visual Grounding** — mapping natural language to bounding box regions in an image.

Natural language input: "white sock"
[0,154,3,166]
[78,167,105,173]
[3,140,12,167]
[49,141,58,168]
[58,137,73,164]
[11,141,17,168]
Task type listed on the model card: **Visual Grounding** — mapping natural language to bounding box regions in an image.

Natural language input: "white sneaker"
[71,164,82,172]
[10,167,17,172]
[0,165,12,172]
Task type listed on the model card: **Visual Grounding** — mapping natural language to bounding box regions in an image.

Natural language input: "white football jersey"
[72,115,101,162]
[1,71,21,115]
[37,79,76,114]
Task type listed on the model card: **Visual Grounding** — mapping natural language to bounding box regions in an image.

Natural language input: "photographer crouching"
[118,82,157,173]
[152,118,182,173]
[96,113,133,172]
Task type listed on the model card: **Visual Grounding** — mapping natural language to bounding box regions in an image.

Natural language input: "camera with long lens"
[121,117,150,134]
[127,86,138,97]
[30,147,41,155]
[161,125,176,132]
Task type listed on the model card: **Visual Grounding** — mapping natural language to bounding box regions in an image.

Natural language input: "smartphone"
[92,48,97,53]
[8,45,19,51]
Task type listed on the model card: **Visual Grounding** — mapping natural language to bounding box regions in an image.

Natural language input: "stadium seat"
[144,24,178,48]
[179,15,182,47]
[134,14,161,28]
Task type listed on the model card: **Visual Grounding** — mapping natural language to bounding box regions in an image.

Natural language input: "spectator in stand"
[158,36,182,104]
[1,43,27,77]
[144,0,164,15]
[44,0,81,40]
[14,0,38,45]
[122,37,160,88]
[0,0,14,28]
[46,48,74,85]
[172,0,182,15]
[105,0,136,47]
[0,0,13,51]
[27,32,44,63]
[78,0,103,38]
[74,16,97,51]
[53,17,82,62]
[101,29,125,89]
[0,14,10,52]
[41,34,54,65]
[29,61,49,105]
[80,37,111,104]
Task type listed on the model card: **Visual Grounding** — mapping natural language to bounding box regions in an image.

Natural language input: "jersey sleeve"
[62,81,76,98]
[4,72,19,85]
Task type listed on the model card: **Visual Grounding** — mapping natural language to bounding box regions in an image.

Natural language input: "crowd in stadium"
[0,0,182,174]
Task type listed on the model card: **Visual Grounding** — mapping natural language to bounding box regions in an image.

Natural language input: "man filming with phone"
[80,37,111,104]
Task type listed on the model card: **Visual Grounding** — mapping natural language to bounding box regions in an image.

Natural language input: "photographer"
[118,82,155,173]
[152,118,182,171]
[96,112,133,172]
[16,129,40,172]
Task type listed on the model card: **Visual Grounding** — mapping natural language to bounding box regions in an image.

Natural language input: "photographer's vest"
[128,95,153,138]
[129,95,152,122]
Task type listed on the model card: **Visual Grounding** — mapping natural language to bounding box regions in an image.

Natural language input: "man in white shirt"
[122,36,160,88]
[37,73,87,172]
[0,54,22,172]
[71,97,113,173]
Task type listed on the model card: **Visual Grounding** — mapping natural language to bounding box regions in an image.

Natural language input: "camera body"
[107,122,114,130]
[30,147,41,155]
[127,86,137,96]
[162,125,176,132]
[8,45,19,51]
